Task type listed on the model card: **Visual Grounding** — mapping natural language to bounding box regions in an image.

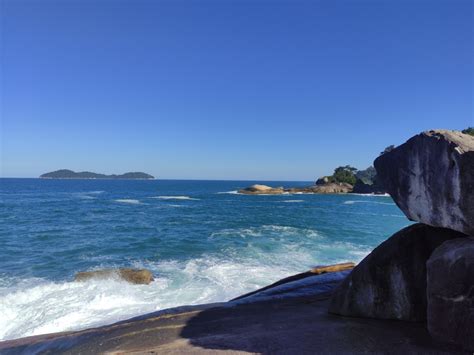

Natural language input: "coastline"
[0,269,464,354]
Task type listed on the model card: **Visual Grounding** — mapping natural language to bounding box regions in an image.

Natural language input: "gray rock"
[427,237,474,351]
[374,130,474,236]
[329,223,465,321]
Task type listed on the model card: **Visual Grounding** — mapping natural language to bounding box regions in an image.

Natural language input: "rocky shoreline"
[1,129,472,354]
[0,263,466,354]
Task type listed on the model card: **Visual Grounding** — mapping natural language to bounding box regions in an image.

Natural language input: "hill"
[40,169,154,179]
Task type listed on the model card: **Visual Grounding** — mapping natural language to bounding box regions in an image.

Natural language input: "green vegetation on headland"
[462,127,474,136]
[239,165,386,195]
[40,169,154,179]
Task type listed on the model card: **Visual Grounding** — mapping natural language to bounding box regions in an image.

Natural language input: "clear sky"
[1,0,472,180]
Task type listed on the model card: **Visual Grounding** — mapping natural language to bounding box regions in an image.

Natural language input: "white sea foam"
[282,200,304,203]
[78,195,96,200]
[0,224,371,341]
[343,200,394,206]
[216,190,239,195]
[0,258,303,341]
[152,196,200,200]
[114,199,141,204]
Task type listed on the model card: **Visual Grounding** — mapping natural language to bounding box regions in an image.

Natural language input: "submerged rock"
[427,237,474,351]
[329,224,465,321]
[75,268,154,285]
[374,130,474,236]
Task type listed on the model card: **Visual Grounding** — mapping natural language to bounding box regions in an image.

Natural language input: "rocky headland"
[1,129,472,353]
[238,182,353,195]
[238,166,387,195]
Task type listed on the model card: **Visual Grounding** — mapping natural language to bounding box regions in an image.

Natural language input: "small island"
[238,165,388,195]
[40,169,155,180]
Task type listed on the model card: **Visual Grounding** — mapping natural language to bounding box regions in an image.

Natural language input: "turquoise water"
[0,178,410,340]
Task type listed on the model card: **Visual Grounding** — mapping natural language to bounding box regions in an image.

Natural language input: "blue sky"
[1,0,472,180]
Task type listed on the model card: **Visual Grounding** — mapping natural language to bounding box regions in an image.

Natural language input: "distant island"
[40,169,155,180]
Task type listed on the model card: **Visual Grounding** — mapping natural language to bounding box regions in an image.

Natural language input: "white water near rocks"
[0,179,410,341]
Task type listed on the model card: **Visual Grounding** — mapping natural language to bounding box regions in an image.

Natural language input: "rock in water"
[238,184,285,195]
[374,130,474,236]
[75,268,154,285]
[427,237,474,351]
[329,224,465,321]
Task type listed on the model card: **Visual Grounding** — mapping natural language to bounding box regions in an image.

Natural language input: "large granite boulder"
[329,223,465,321]
[427,237,474,351]
[374,130,474,236]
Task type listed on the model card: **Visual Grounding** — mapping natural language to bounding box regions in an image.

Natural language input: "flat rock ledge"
[238,183,353,195]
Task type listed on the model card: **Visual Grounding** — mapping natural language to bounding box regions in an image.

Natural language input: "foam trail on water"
[0,224,371,341]
[152,196,200,200]
[344,200,394,205]
[115,199,141,204]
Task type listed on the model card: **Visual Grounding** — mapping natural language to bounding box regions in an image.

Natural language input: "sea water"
[0,179,410,341]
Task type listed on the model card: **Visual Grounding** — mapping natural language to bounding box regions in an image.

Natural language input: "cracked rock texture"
[374,130,474,236]
[427,237,474,351]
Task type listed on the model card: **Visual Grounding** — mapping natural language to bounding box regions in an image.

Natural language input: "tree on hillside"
[332,165,357,185]
[462,127,474,136]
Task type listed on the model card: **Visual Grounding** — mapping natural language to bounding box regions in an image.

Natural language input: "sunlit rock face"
[328,224,464,321]
[427,237,474,351]
[374,130,474,236]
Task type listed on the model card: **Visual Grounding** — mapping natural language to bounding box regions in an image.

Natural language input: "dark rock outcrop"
[75,268,154,285]
[427,237,474,351]
[374,130,474,235]
[329,224,465,321]
[352,178,386,194]
[315,176,330,185]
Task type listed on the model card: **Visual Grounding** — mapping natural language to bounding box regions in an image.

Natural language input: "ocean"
[0,178,410,341]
